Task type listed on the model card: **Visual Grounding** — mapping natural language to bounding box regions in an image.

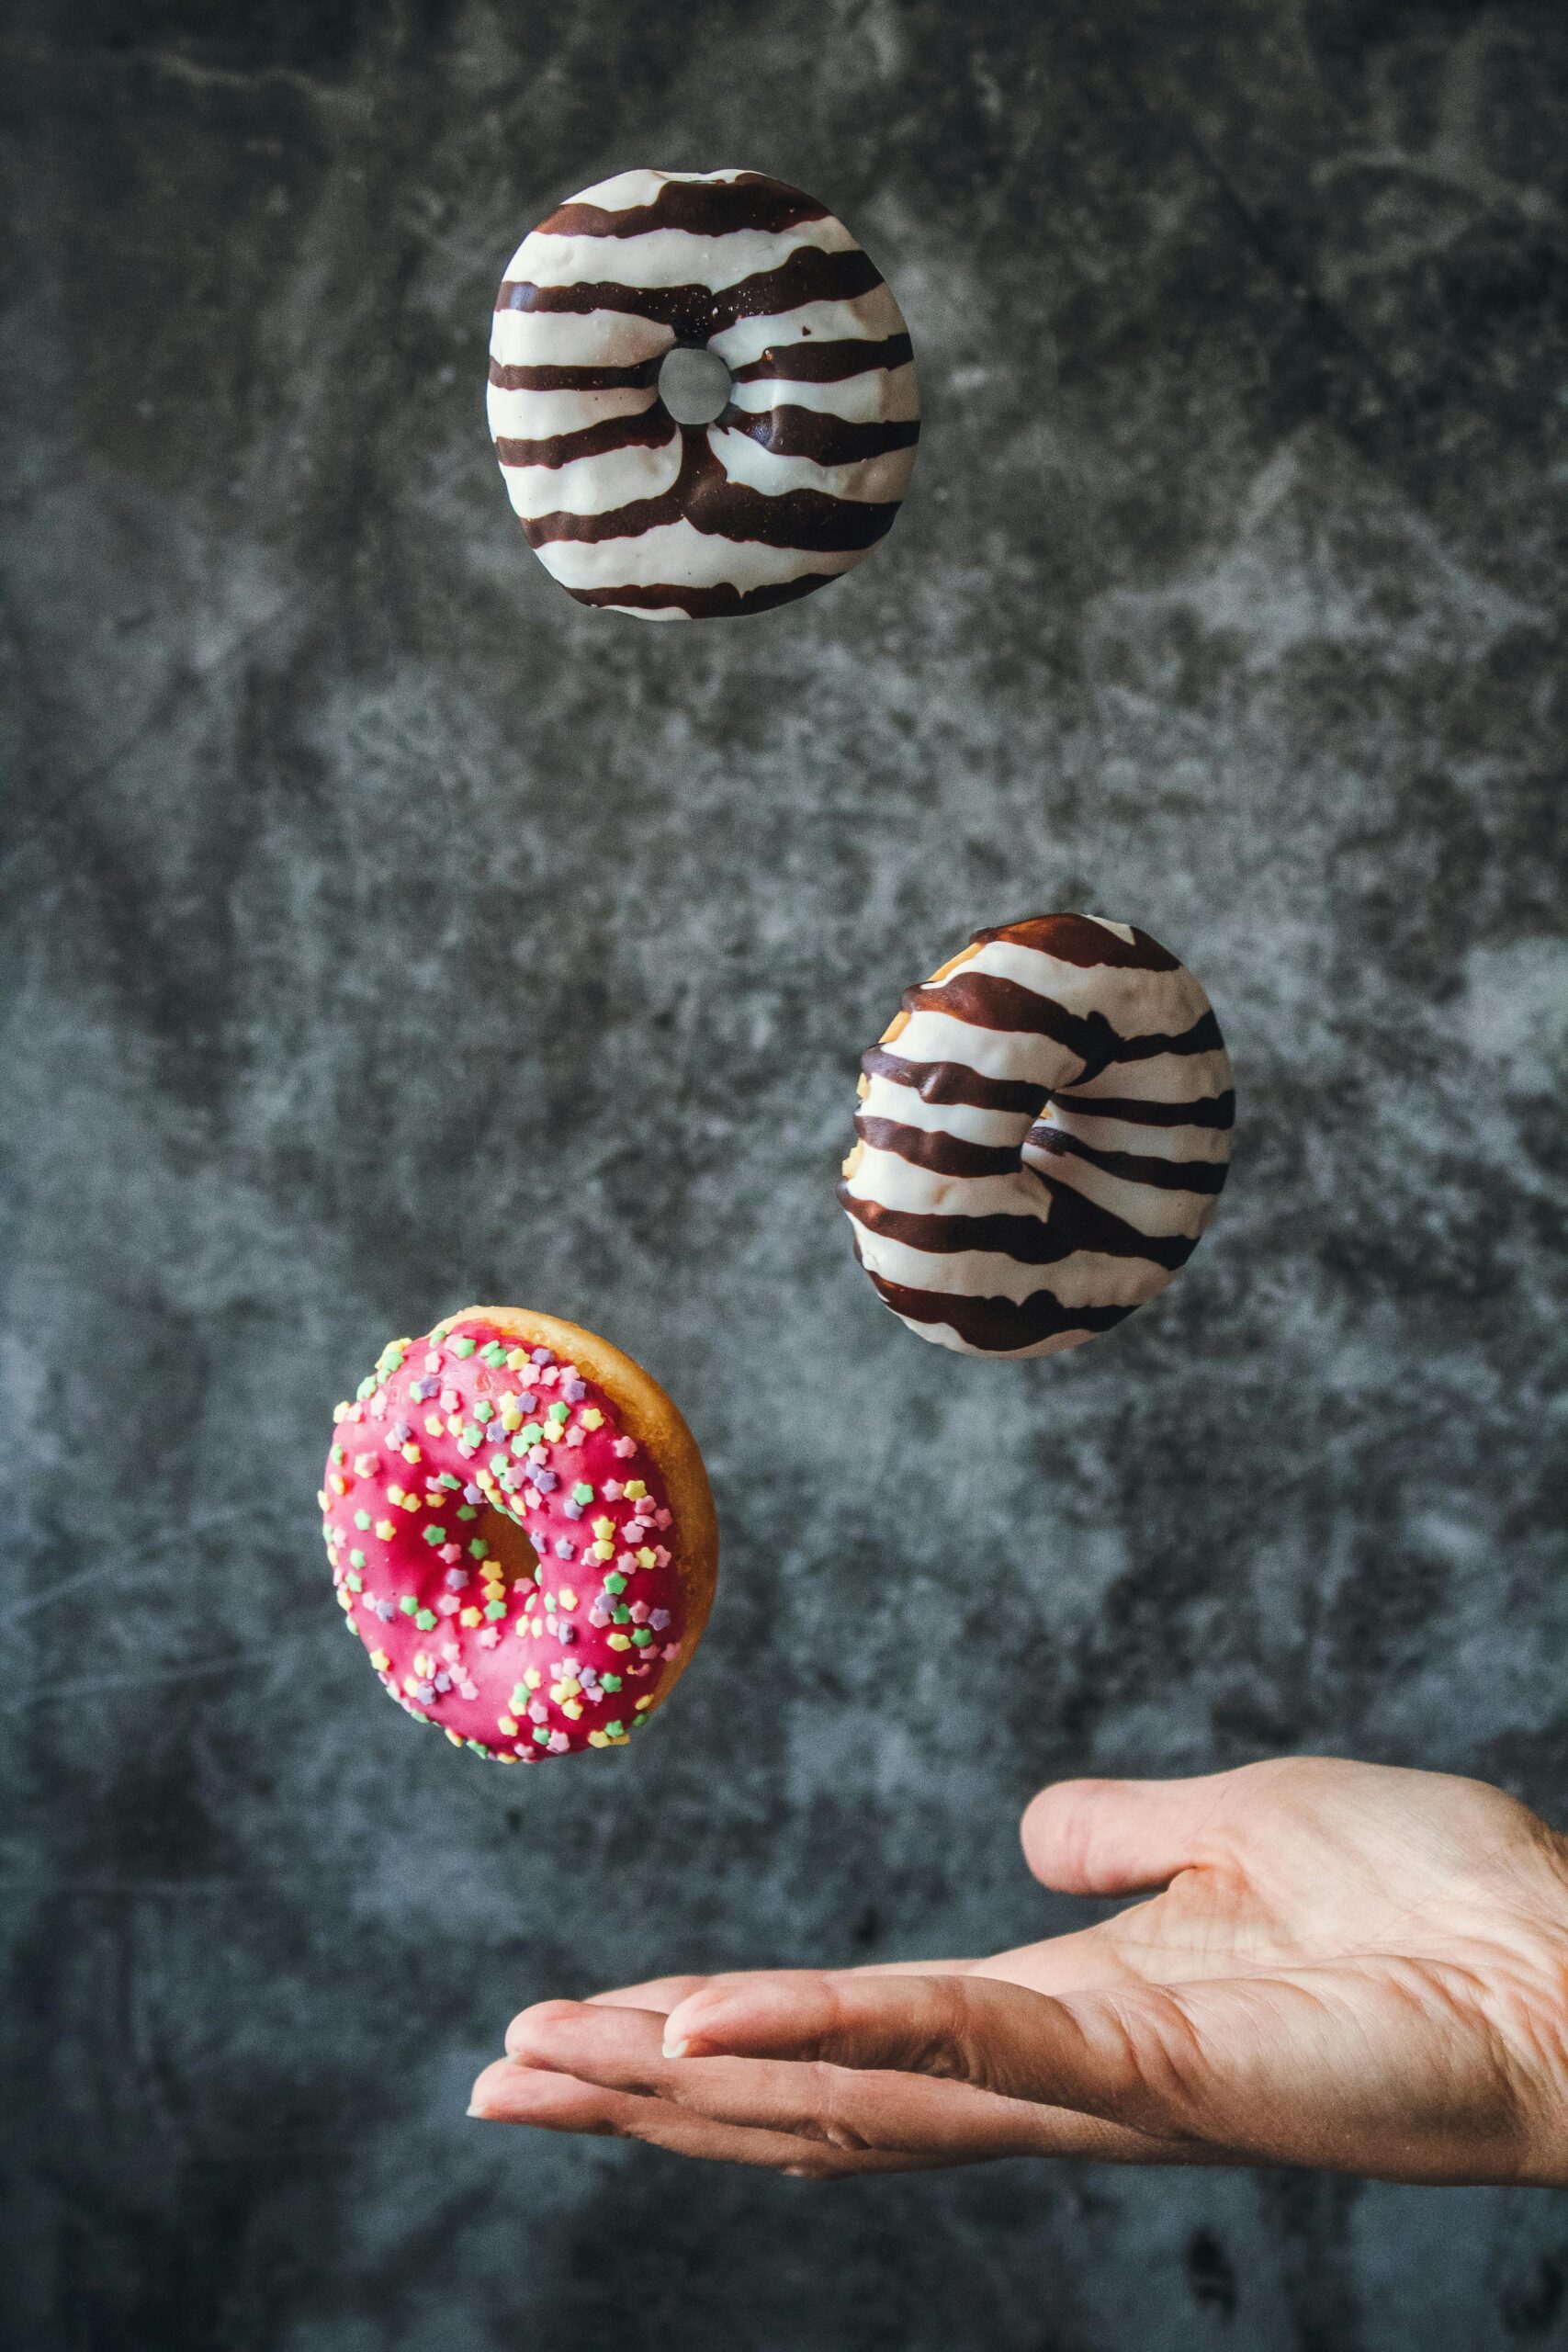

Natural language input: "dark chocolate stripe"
[864,1272,1134,1352]
[861,1046,1046,1115]
[721,243,884,327]
[841,1184,1196,1272]
[730,332,913,383]
[566,573,836,618]
[724,407,920,467]
[904,970,1111,1069]
[1100,1009,1227,1065]
[1030,1128,1230,1194]
[542,178,829,242]
[525,429,899,550]
[488,357,662,391]
[854,1115,1019,1179]
[1055,1089,1235,1131]
[973,915,1182,972]
[494,412,672,469]
[497,246,883,342]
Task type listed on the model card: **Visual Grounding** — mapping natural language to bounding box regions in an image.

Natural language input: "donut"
[488,168,919,619]
[839,915,1235,1358]
[319,1307,718,1761]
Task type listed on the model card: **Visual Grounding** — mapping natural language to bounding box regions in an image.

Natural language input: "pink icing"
[319,1317,684,1761]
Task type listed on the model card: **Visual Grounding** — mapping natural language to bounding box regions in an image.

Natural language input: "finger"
[659,1969,1217,2140]
[1021,1773,1238,1894]
[576,1930,1178,2043]
[502,1997,1217,2167]
[467,2056,941,2177]
[662,1971,1083,2090]
[581,1974,713,2016]
[574,1954,984,2023]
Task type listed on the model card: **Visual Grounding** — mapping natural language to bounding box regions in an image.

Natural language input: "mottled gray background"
[4,0,1566,2346]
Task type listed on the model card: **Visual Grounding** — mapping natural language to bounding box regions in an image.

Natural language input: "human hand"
[470,1758,1568,2182]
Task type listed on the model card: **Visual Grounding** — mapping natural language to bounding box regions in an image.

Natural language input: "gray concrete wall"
[4,3,1565,2346]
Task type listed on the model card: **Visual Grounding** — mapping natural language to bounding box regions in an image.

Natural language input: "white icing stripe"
[1073,1051,1232,1102]
[1038,1113,1230,1165]
[499,433,682,520]
[849,1142,1207,1239]
[490,308,674,368]
[708,284,907,367]
[1021,1152,1215,1239]
[486,384,658,437]
[536,522,860,593]
[846,1152,1050,1222]
[859,1077,1025,1148]
[709,425,917,506]
[514,216,855,291]
[727,363,920,424]
[953,936,1210,1037]
[889,1006,1088,1089]
[562,166,751,215]
[852,1227,1182,1312]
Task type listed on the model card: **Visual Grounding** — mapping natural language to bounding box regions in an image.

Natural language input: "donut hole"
[658,345,732,424]
[478,1507,541,1598]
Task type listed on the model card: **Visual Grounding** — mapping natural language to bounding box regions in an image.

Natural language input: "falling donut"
[320,1308,718,1759]
[840,915,1236,1358]
[488,168,919,618]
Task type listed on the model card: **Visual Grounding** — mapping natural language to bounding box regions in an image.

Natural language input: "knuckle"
[618,2105,679,2150]
[1049,1784,1111,1885]
[1026,1780,1116,1889]
[916,1977,985,2084]
[807,1971,857,2059]
[576,2106,627,2141]
[523,1998,581,2031]
[1091,1991,1211,2137]
[818,2068,878,2154]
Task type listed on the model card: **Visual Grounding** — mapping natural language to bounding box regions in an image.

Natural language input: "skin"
[470,1758,1568,2183]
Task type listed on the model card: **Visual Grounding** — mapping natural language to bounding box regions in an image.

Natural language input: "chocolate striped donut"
[840,916,1235,1358]
[488,169,919,619]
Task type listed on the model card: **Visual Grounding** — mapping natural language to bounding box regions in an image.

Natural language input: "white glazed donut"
[488,168,919,619]
[840,914,1235,1357]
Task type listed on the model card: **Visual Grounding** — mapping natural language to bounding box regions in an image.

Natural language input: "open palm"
[472,1758,1568,2182]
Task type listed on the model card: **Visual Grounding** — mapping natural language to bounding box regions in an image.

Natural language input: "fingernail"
[466,2100,485,2119]
[661,2035,692,2060]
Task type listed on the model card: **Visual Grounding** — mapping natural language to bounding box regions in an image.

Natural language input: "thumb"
[1021,1771,1237,1894]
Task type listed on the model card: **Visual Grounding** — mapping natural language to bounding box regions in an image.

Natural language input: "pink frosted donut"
[320,1307,717,1762]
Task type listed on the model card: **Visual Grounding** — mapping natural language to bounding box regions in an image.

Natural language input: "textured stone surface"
[3,2,1566,2346]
